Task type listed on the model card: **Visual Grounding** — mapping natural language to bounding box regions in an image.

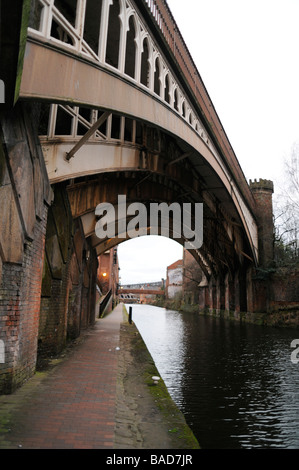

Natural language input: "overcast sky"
[118,0,299,285]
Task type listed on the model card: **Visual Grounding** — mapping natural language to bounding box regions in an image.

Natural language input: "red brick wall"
[270,268,299,308]
[0,104,98,393]
[38,187,98,364]
[0,103,52,393]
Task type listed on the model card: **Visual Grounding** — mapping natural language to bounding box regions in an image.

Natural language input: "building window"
[154,57,161,95]
[164,73,170,104]
[140,37,150,87]
[111,114,121,140]
[55,105,74,135]
[84,0,103,55]
[54,0,77,27]
[174,88,179,111]
[125,15,136,79]
[106,0,121,69]
[29,0,44,31]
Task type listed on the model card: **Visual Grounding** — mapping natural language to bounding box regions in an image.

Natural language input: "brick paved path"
[0,304,124,449]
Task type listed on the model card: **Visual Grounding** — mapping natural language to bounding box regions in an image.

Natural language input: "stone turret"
[249,179,274,193]
[249,178,274,267]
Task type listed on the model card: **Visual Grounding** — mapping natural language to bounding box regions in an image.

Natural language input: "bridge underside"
[66,169,252,282]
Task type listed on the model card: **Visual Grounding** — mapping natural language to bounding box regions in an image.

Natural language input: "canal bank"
[154,298,299,329]
[115,305,200,449]
[0,303,199,450]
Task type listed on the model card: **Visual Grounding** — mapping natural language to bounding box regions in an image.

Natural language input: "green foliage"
[274,235,299,268]
[252,267,276,280]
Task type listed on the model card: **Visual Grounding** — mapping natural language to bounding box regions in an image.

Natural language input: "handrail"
[99,289,112,318]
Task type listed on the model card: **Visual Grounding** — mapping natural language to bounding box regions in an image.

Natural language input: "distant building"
[97,247,119,306]
[166,259,183,299]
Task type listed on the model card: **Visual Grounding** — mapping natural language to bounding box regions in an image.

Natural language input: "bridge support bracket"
[65,111,111,161]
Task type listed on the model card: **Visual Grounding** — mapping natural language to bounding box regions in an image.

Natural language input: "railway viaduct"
[0,0,274,393]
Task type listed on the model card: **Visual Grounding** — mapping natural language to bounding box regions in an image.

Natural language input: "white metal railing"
[28,0,258,263]
[29,0,241,197]
[28,0,215,152]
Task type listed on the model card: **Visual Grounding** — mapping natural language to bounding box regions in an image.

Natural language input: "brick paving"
[0,304,124,449]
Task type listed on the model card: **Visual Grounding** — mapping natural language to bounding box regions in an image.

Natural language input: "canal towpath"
[0,303,199,450]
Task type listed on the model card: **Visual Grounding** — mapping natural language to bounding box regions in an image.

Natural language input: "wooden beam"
[167,152,192,166]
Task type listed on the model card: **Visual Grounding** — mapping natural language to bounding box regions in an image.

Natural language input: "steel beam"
[65,112,111,161]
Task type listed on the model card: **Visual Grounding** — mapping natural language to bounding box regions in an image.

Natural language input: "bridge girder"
[66,170,252,282]
[119,289,165,296]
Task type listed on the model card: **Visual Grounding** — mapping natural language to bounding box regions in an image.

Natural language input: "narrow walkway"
[0,304,124,449]
[0,303,199,450]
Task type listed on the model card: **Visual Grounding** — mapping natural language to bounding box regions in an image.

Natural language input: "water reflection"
[128,304,299,449]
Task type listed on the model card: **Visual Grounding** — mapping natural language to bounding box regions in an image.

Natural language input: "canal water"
[127,304,299,449]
